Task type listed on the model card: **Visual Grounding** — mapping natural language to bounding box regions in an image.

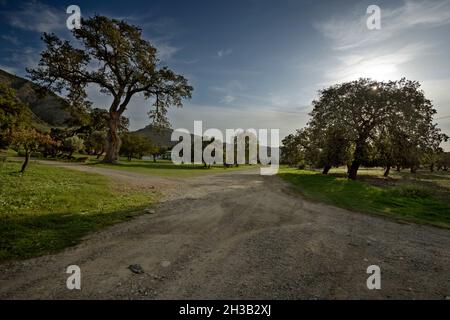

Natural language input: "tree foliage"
[0,84,30,149]
[61,136,84,158]
[28,15,192,163]
[120,132,156,161]
[12,128,53,173]
[84,130,107,158]
[282,78,448,179]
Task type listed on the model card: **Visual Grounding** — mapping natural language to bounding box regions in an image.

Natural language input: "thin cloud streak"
[315,0,450,51]
[5,0,66,33]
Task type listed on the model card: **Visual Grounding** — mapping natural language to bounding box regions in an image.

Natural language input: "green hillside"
[0,69,70,128]
[134,125,177,148]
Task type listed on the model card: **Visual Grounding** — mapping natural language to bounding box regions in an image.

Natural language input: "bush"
[62,136,84,157]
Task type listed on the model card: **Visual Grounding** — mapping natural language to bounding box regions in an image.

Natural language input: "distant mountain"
[0,69,71,128]
[134,125,177,148]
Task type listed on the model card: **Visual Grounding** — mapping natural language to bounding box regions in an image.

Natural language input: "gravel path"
[1,163,449,299]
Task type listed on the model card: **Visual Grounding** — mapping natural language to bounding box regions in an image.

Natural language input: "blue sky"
[1,0,450,148]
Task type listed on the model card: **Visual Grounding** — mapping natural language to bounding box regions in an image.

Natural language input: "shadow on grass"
[396,170,450,181]
[0,205,149,262]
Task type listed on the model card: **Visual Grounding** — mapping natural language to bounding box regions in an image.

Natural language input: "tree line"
[281,78,449,179]
[0,82,171,172]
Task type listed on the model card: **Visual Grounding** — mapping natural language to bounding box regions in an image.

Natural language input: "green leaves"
[28,15,193,128]
[0,83,31,148]
[27,15,193,161]
[306,78,447,178]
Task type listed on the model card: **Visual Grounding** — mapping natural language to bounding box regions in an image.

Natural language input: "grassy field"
[4,148,256,177]
[88,158,256,177]
[0,161,157,261]
[279,167,450,228]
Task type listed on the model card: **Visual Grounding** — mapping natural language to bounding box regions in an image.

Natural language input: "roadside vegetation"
[0,161,157,261]
[279,167,450,228]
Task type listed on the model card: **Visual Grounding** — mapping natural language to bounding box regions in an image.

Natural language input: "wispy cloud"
[1,35,20,45]
[217,48,232,58]
[155,42,180,61]
[210,80,243,104]
[220,95,236,104]
[5,0,66,33]
[3,46,40,75]
[315,0,450,83]
[316,0,450,51]
[325,42,434,82]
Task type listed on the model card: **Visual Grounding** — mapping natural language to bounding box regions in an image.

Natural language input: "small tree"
[0,84,30,149]
[281,134,304,167]
[62,136,84,158]
[437,152,450,171]
[84,131,107,158]
[151,145,166,163]
[12,128,53,173]
[120,133,154,161]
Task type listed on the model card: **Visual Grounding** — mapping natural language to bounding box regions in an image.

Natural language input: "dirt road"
[1,164,449,299]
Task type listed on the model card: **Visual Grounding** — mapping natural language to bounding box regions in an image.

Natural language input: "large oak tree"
[28,16,193,163]
[308,78,446,180]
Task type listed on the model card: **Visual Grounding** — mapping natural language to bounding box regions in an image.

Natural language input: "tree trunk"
[410,166,417,174]
[103,112,121,164]
[383,165,391,177]
[396,165,401,172]
[96,148,104,159]
[348,161,360,180]
[348,141,364,180]
[20,150,30,173]
[153,154,156,162]
[322,165,331,175]
[348,139,367,180]
[430,164,434,172]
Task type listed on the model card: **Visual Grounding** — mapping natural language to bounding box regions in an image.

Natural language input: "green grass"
[88,158,256,177]
[0,148,19,157]
[0,161,157,262]
[279,167,450,228]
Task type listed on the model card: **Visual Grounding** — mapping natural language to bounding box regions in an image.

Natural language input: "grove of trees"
[120,132,158,161]
[281,78,449,179]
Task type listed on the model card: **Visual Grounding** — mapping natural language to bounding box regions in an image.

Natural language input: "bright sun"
[360,64,399,81]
